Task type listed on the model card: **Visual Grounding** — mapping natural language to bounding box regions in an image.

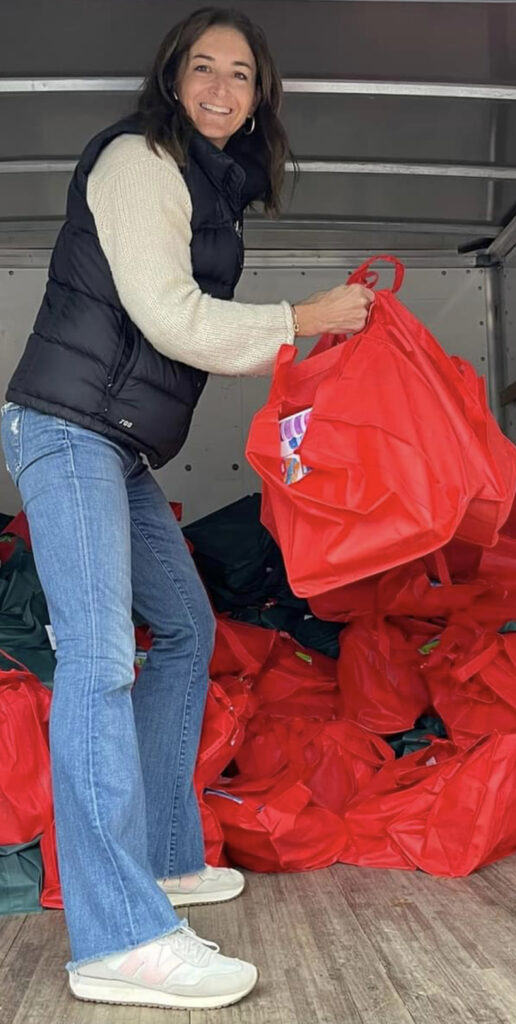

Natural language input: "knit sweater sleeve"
[86,134,295,376]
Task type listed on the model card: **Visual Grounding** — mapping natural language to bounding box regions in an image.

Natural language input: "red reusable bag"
[252,633,338,720]
[246,255,516,597]
[194,679,254,869]
[209,616,276,681]
[310,546,513,629]
[204,770,348,872]
[372,558,511,628]
[195,680,251,791]
[342,734,516,876]
[39,819,62,908]
[422,623,516,747]
[2,510,32,550]
[0,651,61,907]
[234,715,393,815]
[336,618,435,733]
[476,532,516,616]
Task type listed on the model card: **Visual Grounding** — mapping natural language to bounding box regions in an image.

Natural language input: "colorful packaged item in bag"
[279,407,312,485]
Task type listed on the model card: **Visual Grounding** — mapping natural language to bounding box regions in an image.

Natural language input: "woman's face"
[177,26,258,149]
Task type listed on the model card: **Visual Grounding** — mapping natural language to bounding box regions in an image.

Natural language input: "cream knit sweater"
[86,134,295,376]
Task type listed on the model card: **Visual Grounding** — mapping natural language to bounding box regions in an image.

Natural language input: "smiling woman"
[2,3,374,1015]
[137,5,293,216]
[177,26,259,149]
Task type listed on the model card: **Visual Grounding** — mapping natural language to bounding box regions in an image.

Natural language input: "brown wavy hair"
[135,6,297,217]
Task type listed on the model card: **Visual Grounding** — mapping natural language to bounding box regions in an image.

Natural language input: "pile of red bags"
[197,535,516,876]
[2,522,516,906]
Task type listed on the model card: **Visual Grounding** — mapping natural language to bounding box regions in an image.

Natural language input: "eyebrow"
[191,52,254,71]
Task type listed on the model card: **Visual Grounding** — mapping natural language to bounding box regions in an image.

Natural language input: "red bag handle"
[453,637,501,684]
[347,254,405,293]
[307,255,405,359]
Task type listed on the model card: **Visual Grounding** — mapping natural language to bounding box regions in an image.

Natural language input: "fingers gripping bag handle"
[309,254,405,358]
[272,255,405,388]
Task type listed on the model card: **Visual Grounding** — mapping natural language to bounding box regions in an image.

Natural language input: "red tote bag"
[246,255,516,597]
[252,633,338,720]
[0,651,62,908]
[342,734,516,877]
[422,623,516,747]
[336,617,435,734]
[204,770,348,872]
[209,615,276,681]
[234,715,393,815]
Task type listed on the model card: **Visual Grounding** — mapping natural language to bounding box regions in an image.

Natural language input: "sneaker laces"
[165,921,220,966]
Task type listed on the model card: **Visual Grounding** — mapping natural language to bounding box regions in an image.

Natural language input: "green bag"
[0,839,44,915]
[183,494,305,612]
[0,538,55,686]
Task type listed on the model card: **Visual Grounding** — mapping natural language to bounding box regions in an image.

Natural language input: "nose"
[208,72,231,97]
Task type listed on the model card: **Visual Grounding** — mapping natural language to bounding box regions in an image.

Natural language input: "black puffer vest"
[6,115,269,468]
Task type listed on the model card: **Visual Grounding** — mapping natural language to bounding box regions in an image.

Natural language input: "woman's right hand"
[293,283,375,337]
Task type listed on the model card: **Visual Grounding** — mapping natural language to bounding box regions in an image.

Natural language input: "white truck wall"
[0,258,490,523]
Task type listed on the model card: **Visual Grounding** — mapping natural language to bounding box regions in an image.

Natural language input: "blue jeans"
[1,404,215,969]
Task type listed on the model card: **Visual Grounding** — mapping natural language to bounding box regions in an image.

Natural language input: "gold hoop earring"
[244,115,255,135]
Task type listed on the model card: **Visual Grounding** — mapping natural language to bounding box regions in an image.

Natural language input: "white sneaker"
[69,922,258,1009]
[158,864,245,907]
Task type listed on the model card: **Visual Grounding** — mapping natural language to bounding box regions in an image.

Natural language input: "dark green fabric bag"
[0,839,44,915]
[183,494,343,656]
[0,539,55,687]
[183,494,305,612]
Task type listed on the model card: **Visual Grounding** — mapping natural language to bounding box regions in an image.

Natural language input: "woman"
[1,6,373,1011]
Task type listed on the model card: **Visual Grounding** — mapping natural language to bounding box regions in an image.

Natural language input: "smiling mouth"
[199,103,232,116]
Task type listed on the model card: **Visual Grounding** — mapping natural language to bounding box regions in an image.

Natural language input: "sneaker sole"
[164,883,245,908]
[69,967,259,1010]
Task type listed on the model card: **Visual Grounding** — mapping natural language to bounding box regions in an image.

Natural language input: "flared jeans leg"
[1,406,180,968]
[129,461,215,879]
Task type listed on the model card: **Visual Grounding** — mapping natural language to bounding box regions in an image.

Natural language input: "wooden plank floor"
[2,856,516,1024]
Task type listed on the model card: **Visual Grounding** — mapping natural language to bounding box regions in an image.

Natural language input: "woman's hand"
[293,283,375,337]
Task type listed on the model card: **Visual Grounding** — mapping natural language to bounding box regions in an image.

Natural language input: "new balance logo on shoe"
[118,944,182,985]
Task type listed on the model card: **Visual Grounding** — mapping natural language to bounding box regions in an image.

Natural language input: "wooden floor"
[2,857,516,1024]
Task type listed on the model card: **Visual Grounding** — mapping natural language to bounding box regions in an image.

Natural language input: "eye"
[235,72,248,81]
[194,64,210,72]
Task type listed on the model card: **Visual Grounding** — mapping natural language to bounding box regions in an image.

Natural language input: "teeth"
[200,103,231,114]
